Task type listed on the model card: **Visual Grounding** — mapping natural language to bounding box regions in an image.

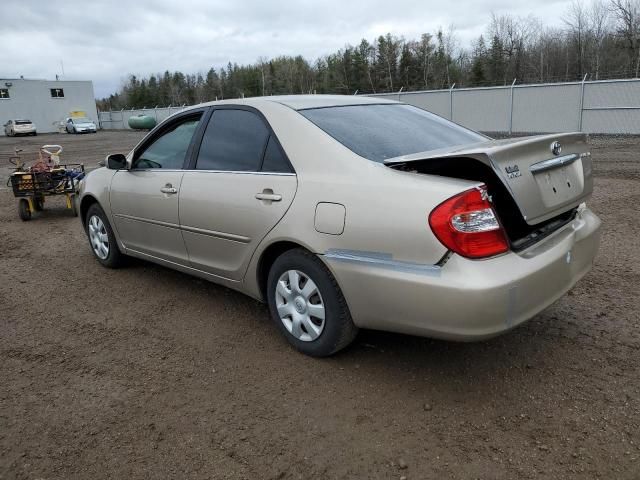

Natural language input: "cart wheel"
[18,199,31,221]
[34,196,44,211]
[70,194,78,217]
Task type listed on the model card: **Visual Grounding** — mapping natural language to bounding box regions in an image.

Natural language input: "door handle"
[160,184,178,194]
[255,191,282,202]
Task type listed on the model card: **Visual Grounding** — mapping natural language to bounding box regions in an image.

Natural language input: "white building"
[0,78,98,135]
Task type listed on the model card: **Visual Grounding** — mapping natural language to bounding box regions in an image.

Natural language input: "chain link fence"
[369,77,640,134]
[98,105,188,131]
[98,78,640,134]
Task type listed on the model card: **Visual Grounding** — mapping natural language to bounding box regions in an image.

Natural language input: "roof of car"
[196,94,398,111]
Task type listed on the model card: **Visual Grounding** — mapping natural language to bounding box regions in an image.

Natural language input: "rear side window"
[299,104,486,162]
[196,109,269,171]
[261,135,291,173]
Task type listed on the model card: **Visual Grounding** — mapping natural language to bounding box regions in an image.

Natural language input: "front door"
[110,111,204,264]
[179,107,297,280]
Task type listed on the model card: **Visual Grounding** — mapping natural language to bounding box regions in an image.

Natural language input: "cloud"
[1,0,573,98]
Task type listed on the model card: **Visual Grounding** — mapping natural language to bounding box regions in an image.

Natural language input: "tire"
[85,203,124,268]
[18,199,31,221]
[70,194,78,217]
[267,248,358,357]
[34,195,44,211]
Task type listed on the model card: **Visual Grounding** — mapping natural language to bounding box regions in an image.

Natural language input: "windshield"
[15,120,32,125]
[73,117,92,124]
[299,104,486,162]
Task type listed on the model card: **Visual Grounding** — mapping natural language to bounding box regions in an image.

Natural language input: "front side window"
[133,115,201,169]
[0,89,9,99]
[50,88,64,98]
[196,109,269,171]
[299,104,486,163]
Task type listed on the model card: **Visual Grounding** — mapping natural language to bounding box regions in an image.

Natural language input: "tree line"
[98,0,640,110]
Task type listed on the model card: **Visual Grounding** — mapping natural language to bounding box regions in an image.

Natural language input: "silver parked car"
[66,117,97,134]
[78,95,601,356]
[4,119,37,136]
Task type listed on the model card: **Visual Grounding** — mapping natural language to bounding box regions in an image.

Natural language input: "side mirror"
[106,153,127,170]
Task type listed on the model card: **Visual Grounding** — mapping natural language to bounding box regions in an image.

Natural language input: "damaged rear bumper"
[322,207,601,340]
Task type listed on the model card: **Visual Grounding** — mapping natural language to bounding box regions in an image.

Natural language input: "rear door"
[179,106,297,280]
[109,109,206,263]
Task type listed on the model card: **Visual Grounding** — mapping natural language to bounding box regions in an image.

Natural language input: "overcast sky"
[1,0,572,98]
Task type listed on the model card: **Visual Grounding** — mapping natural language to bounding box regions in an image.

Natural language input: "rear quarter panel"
[243,102,481,299]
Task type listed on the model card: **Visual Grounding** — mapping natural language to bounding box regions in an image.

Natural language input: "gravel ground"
[0,132,639,479]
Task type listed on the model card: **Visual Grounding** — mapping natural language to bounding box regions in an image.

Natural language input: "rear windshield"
[15,120,32,124]
[299,104,486,162]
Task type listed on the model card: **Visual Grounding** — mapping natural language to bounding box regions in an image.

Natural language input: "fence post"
[508,78,517,136]
[579,73,588,132]
[397,86,404,102]
[449,83,456,120]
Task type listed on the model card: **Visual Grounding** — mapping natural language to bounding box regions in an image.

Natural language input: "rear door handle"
[160,184,178,194]
[255,192,282,202]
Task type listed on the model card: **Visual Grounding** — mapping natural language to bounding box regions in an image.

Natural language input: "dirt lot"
[1,132,639,479]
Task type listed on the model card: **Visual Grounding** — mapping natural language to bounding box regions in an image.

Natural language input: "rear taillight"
[429,185,509,259]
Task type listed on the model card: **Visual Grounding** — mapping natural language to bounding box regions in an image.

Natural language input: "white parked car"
[66,117,97,134]
[4,119,37,136]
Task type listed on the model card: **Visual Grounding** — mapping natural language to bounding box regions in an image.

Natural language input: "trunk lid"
[385,133,593,225]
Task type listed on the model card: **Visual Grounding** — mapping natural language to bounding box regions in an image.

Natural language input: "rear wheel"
[267,249,358,357]
[18,199,31,221]
[85,204,124,268]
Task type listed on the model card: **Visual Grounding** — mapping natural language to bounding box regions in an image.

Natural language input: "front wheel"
[85,204,124,268]
[267,249,358,357]
[18,199,31,221]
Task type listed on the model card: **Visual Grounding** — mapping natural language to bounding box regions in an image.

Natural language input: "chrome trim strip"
[114,213,180,230]
[183,170,296,176]
[114,213,251,243]
[324,249,441,276]
[124,248,240,284]
[127,169,184,172]
[128,169,295,176]
[529,153,579,173]
[180,224,251,243]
